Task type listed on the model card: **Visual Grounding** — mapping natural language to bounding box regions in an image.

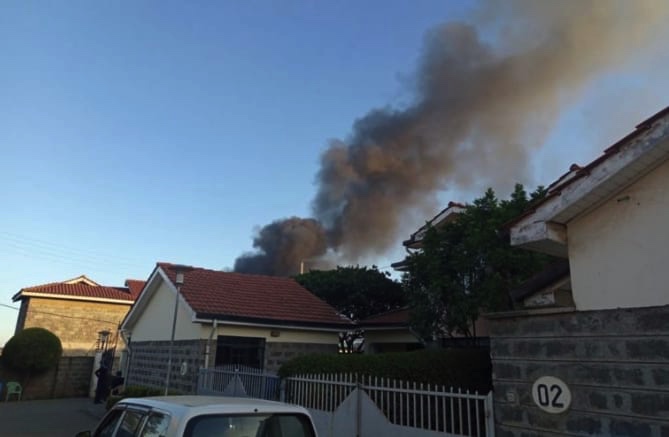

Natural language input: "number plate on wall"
[532,376,572,414]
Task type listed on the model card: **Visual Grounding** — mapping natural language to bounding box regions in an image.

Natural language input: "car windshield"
[184,413,315,437]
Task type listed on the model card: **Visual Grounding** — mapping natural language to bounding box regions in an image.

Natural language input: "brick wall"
[489,305,669,436]
[265,342,338,374]
[0,356,94,400]
[21,297,131,356]
[126,340,206,394]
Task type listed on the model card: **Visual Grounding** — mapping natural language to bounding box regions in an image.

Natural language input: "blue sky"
[1,1,667,346]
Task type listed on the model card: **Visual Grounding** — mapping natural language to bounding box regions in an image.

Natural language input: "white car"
[76,395,318,437]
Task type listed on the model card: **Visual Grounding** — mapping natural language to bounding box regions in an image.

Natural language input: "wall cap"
[483,306,576,320]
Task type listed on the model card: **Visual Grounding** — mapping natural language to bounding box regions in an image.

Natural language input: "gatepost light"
[98,330,111,352]
[164,264,193,395]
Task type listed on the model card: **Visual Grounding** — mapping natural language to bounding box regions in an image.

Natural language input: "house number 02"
[532,376,571,414]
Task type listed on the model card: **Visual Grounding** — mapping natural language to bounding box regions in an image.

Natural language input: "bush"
[278,348,491,392]
[2,328,62,377]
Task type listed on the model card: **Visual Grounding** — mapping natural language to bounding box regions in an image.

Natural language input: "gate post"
[485,391,495,436]
[355,375,362,437]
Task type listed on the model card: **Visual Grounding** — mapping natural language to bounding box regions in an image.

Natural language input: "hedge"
[278,348,491,392]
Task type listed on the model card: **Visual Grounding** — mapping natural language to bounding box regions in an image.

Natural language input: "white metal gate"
[281,373,494,437]
[197,365,280,400]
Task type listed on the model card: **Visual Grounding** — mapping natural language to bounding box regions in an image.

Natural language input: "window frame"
[183,412,316,437]
[93,403,171,437]
[136,410,173,437]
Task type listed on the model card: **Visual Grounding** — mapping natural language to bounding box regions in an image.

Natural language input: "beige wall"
[131,280,201,342]
[568,157,669,310]
[21,297,130,355]
[199,324,340,344]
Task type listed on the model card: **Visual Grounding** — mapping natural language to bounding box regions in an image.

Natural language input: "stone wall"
[0,356,94,400]
[126,340,207,394]
[265,342,338,374]
[21,297,131,355]
[489,305,669,436]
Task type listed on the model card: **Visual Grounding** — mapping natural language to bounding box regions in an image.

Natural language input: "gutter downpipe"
[204,319,218,369]
[119,329,132,384]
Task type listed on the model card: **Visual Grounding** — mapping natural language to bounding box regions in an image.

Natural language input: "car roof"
[118,395,310,416]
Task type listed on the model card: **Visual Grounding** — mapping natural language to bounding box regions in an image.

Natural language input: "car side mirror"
[75,431,91,437]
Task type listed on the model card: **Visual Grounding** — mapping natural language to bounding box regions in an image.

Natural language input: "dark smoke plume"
[234,0,668,276]
[233,217,328,275]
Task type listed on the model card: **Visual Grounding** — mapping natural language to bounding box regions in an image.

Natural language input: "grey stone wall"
[0,356,94,400]
[489,305,669,436]
[126,340,206,394]
[265,342,338,374]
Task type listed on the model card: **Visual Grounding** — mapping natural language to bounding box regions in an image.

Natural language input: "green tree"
[295,265,406,321]
[2,327,63,382]
[403,184,552,341]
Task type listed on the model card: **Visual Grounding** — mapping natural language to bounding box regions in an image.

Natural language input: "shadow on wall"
[0,355,94,400]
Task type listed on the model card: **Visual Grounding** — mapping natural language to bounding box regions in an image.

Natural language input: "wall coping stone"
[485,306,576,320]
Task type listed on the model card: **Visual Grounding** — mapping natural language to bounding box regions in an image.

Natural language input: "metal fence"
[282,373,494,437]
[197,365,280,400]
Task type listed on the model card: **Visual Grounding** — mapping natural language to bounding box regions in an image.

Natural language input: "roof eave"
[510,114,669,254]
[358,323,409,330]
[390,260,410,272]
[193,313,354,330]
[510,221,568,258]
[13,292,133,305]
[120,265,163,331]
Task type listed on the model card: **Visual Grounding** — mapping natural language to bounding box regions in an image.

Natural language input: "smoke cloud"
[234,0,668,276]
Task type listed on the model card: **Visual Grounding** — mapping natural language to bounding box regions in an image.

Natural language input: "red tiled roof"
[14,281,136,302]
[158,263,352,327]
[125,279,146,299]
[359,307,410,326]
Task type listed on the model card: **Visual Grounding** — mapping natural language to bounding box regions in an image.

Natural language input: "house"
[489,106,669,435]
[358,308,422,353]
[391,201,491,342]
[509,106,669,310]
[121,262,354,394]
[391,201,466,272]
[12,275,144,356]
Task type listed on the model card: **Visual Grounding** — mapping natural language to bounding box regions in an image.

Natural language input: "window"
[93,409,124,437]
[93,406,167,437]
[116,410,144,437]
[139,413,171,437]
[184,414,315,437]
[215,336,265,368]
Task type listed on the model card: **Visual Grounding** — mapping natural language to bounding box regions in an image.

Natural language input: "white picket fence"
[197,365,280,400]
[282,373,494,437]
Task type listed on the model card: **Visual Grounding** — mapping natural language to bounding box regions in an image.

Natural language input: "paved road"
[0,397,106,437]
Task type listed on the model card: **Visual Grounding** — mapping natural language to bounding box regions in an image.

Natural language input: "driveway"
[0,397,106,437]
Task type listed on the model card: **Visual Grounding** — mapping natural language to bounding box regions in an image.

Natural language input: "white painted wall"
[131,280,200,341]
[198,324,340,344]
[568,157,669,310]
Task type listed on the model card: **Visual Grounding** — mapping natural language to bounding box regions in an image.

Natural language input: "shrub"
[2,328,63,378]
[279,348,491,392]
